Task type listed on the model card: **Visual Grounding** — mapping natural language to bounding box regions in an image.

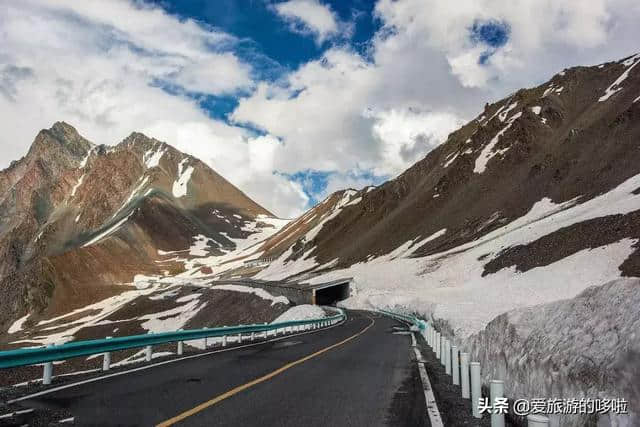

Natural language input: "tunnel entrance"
[313,282,350,306]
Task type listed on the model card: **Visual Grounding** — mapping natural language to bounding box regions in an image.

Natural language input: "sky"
[1,0,639,218]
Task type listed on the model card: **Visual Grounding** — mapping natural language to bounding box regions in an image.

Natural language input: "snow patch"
[443,151,459,168]
[498,102,518,122]
[173,159,194,198]
[189,234,216,257]
[8,314,30,334]
[599,53,640,102]
[271,305,325,323]
[474,112,522,173]
[70,174,85,198]
[144,144,166,168]
[531,106,541,115]
[211,284,289,306]
[82,209,135,247]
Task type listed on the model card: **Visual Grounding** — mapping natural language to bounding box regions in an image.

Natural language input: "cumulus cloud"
[273,0,345,44]
[0,0,307,217]
[2,0,639,218]
[234,0,639,187]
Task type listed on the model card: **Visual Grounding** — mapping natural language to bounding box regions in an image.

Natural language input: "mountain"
[258,53,640,277]
[0,123,290,346]
[237,52,640,425]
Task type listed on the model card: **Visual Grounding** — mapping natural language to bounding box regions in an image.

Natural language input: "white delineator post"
[527,415,550,426]
[435,332,441,359]
[145,345,152,362]
[490,380,505,427]
[460,352,470,399]
[440,336,446,366]
[222,335,227,347]
[451,346,459,386]
[177,329,183,356]
[470,362,481,418]
[445,340,451,375]
[237,333,242,344]
[102,336,112,371]
[42,344,54,385]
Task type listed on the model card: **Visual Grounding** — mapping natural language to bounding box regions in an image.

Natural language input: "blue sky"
[147,0,386,206]
[1,0,638,217]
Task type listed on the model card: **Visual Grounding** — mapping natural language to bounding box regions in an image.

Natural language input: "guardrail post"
[222,335,227,347]
[460,352,470,398]
[490,380,505,427]
[445,339,451,375]
[435,332,441,359]
[204,327,209,348]
[145,345,152,362]
[177,329,184,355]
[527,415,550,426]
[237,333,242,344]
[470,362,481,418]
[451,345,459,385]
[440,336,446,366]
[251,331,255,341]
[42,344,54,385]
[102,336,112,371]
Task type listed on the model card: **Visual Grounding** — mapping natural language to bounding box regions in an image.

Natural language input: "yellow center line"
[157,316,375,427]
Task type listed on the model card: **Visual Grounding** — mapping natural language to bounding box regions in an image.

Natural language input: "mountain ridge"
[0,123,284,335]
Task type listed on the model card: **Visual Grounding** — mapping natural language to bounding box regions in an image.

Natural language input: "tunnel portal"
[312,281,350,306]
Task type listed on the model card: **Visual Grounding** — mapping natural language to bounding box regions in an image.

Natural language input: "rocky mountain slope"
[258,53,640,278]
[239,52,640,424]
[0,123,289,345]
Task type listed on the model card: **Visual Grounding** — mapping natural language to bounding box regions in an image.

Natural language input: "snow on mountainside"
[234,53,640,423]
[0,123,289,348]
[253,52,640,336]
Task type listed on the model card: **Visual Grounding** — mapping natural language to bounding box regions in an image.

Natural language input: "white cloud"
[273,0,343,44]
[0,0,306,217]
[374,0,638,90]
[234,0,640,185]
[2,0,640,219]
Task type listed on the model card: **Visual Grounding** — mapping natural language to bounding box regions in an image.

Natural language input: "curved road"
[17,311,428,426]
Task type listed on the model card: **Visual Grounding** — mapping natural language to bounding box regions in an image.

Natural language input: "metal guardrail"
[0,310,346,370]
[381,309,549,427]
[379,309,426,331]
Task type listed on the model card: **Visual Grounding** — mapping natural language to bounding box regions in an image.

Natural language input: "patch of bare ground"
[483,210,640,276]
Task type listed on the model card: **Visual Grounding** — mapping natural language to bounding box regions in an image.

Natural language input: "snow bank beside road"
[466,278,640,427]
[271,305,326,323]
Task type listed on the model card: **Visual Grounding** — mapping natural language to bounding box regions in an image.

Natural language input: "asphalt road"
[15,311,428,427]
